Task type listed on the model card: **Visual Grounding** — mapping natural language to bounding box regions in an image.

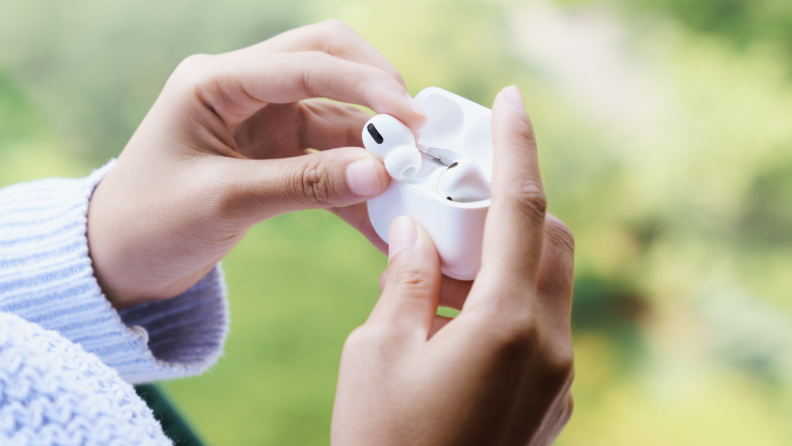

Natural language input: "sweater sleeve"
[0,311,172,446]
[0,161,229,384]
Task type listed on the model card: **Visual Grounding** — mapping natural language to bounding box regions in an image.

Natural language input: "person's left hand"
[87,20,427,309]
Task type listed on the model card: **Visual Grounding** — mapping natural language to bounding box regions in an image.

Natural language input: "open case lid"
[414,87,494,182]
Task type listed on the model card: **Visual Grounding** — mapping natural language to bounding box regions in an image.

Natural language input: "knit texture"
[0,162,231,444]
[0,161,229,384]
[0,312,172,446]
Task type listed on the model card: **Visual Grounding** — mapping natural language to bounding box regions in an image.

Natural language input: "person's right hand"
[331,85,575,446]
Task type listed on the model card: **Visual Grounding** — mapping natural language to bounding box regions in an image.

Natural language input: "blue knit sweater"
[0,161,229,445]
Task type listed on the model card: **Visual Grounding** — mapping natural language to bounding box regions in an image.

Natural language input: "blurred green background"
[2,0,792,444]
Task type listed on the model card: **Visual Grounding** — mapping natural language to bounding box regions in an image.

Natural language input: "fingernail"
[388,216,417,260]
[346,159,381,196]
[503,85,525,112]
[405,93,428,126]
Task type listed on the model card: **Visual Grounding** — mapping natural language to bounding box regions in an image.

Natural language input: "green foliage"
[607,0,792,65]
[737,159,792,246]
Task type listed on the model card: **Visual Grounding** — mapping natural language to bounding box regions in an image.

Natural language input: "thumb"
[366,216,442,339]
[216,147,390,225]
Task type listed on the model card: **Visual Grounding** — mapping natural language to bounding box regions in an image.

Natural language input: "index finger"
[477,85,546,293]
[184,50,427,130]
[245,20,408,89]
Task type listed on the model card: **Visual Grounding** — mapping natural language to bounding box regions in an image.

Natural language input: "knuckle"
[172,53,213,83]
[547,350,575,381]
[300,50,332,72]
[507,317,540,349]
[310,20,360,60]
[359,75,390,109]
[511,114,537,147]
[291,156,338,207]
[545,216,575,254]
[486,310,539,354]
[342,326,375,358]
[321,18,354,34]
[179,53,213,69]
[300,51,333,97]
[354,64,396,96]
[564,393,575,423]
[170,54,224,107]
[504,180,547,223]
[387,266,432,294]
[343,324,394,355]
[343,326,371,351]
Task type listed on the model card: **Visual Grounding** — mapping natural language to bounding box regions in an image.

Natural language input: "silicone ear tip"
[384,145,422,180]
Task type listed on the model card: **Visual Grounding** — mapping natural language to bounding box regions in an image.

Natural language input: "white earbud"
[362,115,422,181]
[428,158,491,202]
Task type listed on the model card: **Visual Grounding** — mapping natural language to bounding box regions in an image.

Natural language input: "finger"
[214,147,390,225]
[379,269,472,310]
[183,51,427,131]
[474,85,545,305]
[379,269,388,290]
[298,100,371,150]
[367,217,441,339]
[376,220,567,316]
[429,315,453,338]
[536,214,575,330]
[438,276,473,310]
[243,20,408,89]
[235,100,371,159]
[330,203,389,255]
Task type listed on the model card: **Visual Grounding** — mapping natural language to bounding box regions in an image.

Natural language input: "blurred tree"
[623,0,792,56]
[572,274,649,370]
[737,160,792,246]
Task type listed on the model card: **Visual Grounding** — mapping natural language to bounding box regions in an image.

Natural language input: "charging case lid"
[414,87,493,181]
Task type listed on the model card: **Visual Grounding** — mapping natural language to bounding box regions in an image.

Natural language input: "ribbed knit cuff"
[0,161,229,384]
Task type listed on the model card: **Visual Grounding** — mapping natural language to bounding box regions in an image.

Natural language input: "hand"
[331,86,575,446]
[87,20,427,309]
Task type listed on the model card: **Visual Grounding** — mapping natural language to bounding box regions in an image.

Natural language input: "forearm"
[0,161,229,383]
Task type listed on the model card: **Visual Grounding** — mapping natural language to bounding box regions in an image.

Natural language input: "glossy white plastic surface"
[367,87,493,280]
[433,158,491,202]
[361,114,422,180]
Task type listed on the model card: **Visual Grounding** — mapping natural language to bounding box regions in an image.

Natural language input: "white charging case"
[367,87,493,281]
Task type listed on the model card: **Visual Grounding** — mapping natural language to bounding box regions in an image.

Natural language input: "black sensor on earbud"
[367,124,384,144]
